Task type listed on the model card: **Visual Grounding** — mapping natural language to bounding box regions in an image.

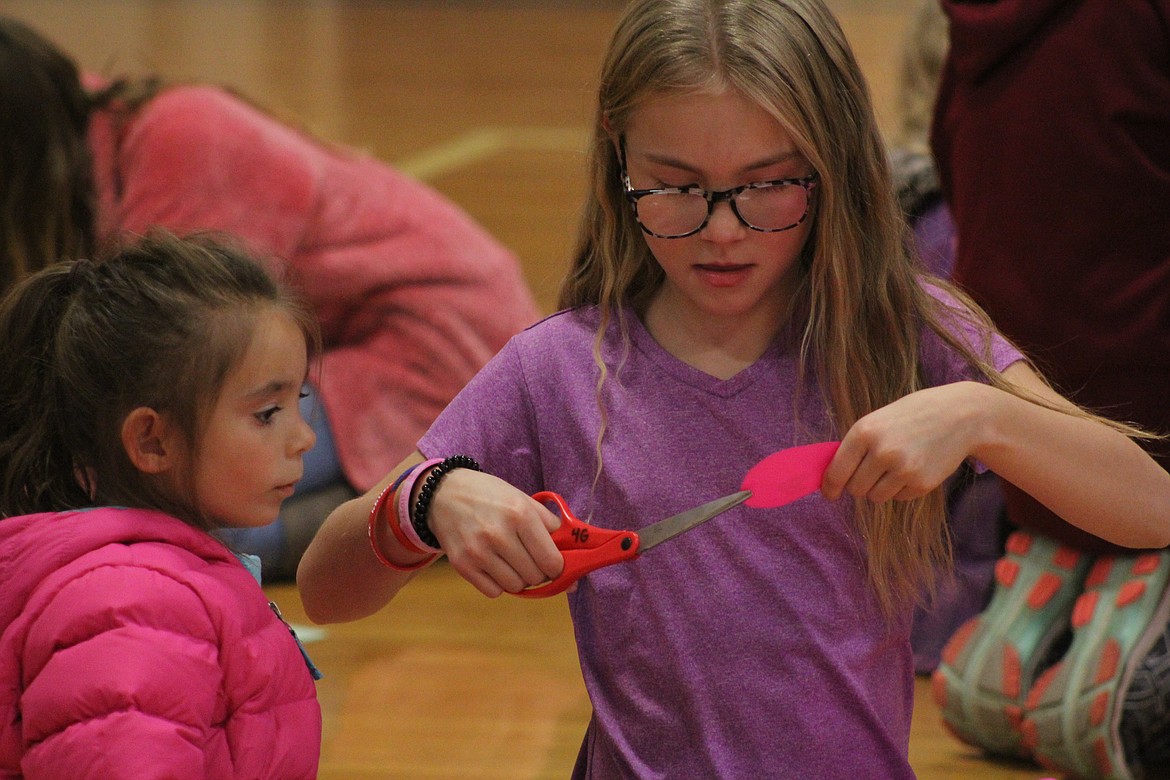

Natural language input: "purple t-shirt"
[420,302,1021,779]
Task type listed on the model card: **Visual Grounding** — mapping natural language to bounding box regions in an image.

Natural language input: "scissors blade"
[636,490,752,553]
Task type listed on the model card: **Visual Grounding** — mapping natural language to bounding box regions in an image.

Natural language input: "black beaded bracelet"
[411,455,481,549]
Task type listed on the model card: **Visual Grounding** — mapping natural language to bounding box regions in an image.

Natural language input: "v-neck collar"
[623,308,797,398]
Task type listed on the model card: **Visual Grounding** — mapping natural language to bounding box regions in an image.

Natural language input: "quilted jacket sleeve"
[17,561,224,780]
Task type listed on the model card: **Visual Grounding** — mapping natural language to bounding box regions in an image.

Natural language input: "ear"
[601,112,615,137]
[121,407,180,475]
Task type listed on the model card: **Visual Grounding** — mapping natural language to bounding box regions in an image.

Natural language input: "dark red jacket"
[934,0,1170,551]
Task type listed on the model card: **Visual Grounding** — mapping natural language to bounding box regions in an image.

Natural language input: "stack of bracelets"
[367,455,481,571]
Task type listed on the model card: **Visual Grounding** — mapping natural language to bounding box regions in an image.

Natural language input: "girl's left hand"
[821,381,989,503]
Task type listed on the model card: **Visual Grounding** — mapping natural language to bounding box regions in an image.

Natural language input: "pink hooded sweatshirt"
[0,508,321,779]
[88,83,541,491]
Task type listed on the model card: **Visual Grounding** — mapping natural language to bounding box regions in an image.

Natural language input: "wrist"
[963,380,1010,466]
[376,513,433,566]
[398,459,444,553]
[367,475,437,572]
[411,455,482,549]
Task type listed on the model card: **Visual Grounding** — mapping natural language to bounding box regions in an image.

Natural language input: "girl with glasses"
[298,0,1170,776]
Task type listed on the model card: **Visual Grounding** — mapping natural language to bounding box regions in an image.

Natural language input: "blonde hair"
[892,0,950,153]
[558,0,1039,614]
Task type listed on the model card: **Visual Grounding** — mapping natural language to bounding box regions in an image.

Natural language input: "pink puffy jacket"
[0,508,321,779]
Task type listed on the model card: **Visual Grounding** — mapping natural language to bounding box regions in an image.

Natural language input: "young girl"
[0,232,322,778]
[0,14,540,581]
[297,0,1170,776]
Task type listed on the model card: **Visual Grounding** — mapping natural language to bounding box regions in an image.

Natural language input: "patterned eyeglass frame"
[618,135,819,239]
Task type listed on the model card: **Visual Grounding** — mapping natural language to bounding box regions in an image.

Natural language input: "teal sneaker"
[932,530,1092,759]
[1020,549,1170,780]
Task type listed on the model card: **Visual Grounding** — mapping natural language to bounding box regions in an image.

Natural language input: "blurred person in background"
[930,3,1170,777]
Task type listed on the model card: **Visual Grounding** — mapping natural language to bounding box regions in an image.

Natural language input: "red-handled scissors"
[514,490,752,598]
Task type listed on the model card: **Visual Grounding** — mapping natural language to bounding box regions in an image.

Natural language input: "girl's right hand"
[425,468,566,597]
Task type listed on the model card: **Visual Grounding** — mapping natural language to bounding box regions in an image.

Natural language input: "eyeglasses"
[619,136,819,239]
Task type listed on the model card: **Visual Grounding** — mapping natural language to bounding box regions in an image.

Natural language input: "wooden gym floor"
[4,1,1054,777]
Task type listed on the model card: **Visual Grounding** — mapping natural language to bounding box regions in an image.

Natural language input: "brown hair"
[0,15,164,290]
[0,230,319,529]
[891,0,949,154]
[0,15,98,288]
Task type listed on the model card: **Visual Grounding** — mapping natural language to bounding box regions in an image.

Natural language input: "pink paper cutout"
[741,441,841,508]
